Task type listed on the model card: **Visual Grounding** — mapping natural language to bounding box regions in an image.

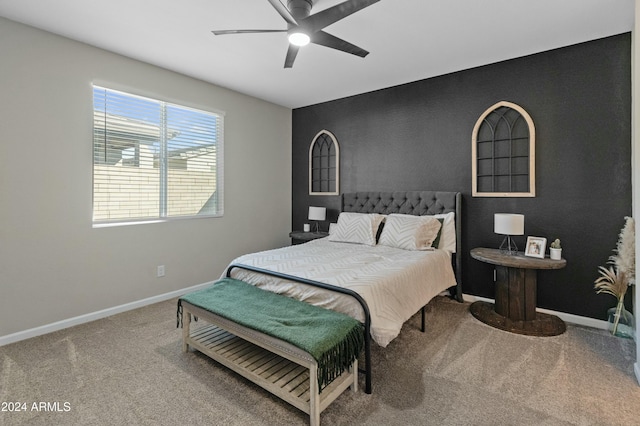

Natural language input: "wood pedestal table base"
[470,247,567,337]
[469,301,566,336]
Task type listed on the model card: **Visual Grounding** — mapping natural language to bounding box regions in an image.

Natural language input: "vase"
[607,303,635,339]
[549,248,562,260]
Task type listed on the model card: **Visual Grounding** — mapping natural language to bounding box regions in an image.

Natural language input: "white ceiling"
[0,0,634,109]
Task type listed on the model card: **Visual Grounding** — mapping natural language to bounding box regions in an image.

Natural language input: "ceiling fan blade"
[212,29,287,35]
[284,44,300,68]
[302,0,380,33]
[267,0,298,26]
[311,30,369,57]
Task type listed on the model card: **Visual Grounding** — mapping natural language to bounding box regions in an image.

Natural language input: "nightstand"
[289,231,329,245]
[470,247,567,336]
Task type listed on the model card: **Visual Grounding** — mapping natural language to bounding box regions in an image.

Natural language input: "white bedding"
[225,238,457,347]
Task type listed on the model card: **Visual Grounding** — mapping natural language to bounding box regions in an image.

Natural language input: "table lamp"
[494,213,524,255]
[308,206,326,233]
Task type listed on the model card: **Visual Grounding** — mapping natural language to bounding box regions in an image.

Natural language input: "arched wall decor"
[472,101,536,197]
[309,130,339,195]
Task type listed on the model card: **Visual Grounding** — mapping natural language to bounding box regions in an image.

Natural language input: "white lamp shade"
[308,206,326,221]
[494,213,524,235]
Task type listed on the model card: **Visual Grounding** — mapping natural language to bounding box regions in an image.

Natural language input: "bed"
[225,191,462,392]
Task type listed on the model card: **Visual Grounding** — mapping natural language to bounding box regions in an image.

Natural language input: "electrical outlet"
[157,265,165,277]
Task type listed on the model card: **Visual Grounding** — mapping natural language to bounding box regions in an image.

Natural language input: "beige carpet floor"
[1,296,638,425]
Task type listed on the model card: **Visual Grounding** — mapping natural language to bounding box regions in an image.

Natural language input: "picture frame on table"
[525,236,547,258]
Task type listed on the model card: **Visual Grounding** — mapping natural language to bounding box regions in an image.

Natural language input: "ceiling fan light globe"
[288,32,310,46]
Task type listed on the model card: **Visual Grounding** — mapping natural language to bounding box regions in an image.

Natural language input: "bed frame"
[228,191,462,395]
[227,263,372,393]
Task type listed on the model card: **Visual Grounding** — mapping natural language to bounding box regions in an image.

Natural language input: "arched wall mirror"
[472,101,536,197]
[309,130,339,195]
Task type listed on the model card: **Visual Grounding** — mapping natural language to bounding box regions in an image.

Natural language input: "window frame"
[92,84,225,227]
[471,101,535,197]
[308,129,340,196]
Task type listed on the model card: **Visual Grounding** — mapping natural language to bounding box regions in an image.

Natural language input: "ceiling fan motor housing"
[287,0,312,21]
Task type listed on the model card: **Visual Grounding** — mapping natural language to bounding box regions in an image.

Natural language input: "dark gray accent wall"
[291,33,632,320]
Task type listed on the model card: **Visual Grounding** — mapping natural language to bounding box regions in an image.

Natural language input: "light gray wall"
[0,18,292,337]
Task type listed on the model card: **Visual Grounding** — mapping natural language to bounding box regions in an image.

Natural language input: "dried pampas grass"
[594,217,635,335]
[594,266,628,301]
[609,216,635,285]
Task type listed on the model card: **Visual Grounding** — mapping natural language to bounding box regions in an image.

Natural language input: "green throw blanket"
[178,278,364,391]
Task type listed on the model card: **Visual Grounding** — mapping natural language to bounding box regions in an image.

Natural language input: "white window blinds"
[92,85,224,224]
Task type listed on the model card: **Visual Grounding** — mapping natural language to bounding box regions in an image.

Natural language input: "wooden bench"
[180,299,359,426]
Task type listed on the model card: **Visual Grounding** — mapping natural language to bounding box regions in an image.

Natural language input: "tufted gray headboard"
[341,191,457,216]
[341,191,462,302]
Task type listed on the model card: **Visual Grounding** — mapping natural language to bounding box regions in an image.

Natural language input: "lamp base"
[499,236,518,255]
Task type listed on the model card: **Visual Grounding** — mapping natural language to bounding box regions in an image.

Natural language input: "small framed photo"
[525,236,547,258]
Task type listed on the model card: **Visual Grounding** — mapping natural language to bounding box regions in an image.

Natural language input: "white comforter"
[225,238,457,347]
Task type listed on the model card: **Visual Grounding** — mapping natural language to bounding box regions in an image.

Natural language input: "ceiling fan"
[212,0,380,68]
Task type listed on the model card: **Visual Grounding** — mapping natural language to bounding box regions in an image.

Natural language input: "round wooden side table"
[470,247,567,336]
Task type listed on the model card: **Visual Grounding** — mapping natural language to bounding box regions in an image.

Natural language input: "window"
[309,130,339,195]
[92,85,224,225]
[472,101,535,197]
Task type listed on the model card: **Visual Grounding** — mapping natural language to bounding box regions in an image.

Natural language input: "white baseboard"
[0,281,215,347]
[462,293,609,330]
[0,287,616,347]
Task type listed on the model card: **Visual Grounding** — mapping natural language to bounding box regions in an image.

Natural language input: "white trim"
[633,0,640,387]
[0,287,617,347]
[462,293,609,330]
[0,281,215,347]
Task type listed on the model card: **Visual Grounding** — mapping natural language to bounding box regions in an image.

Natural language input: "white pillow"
[328,222,337,235]
[433,212,456,252]
[378,214,442,251]
[328,213,385,246]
